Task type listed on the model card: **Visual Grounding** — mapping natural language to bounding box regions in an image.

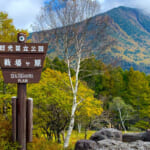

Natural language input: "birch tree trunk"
[64,52,81,148]
[64,100,77,148]
[117,107,127,132]
[78,123,82,133]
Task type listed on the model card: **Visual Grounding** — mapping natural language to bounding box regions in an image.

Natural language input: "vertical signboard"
[0,33,48,150]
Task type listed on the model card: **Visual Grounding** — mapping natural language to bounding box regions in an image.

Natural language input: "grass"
[69,130,95,145]
[27,130,96,150]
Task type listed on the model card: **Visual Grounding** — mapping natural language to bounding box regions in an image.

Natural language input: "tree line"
[79,57,150,131]
[45,56,150,131]
[37,56,150,132]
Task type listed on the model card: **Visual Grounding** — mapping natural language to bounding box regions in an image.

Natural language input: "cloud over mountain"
[100,0,150,14]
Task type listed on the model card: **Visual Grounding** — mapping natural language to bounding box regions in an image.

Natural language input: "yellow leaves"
[0,11,29,42]
[0,69,3,75]
[77,97,103,118]
[28,68,72,109]
[28,68,103,122]
[76,80,103,119]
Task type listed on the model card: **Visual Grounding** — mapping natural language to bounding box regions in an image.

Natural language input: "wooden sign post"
[0,33,48,150]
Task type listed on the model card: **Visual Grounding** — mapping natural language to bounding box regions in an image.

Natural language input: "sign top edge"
[0,42,48,45]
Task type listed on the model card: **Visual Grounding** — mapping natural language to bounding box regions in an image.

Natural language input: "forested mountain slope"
[30,6,150,73]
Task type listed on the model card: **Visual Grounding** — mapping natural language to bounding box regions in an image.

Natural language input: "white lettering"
[15,59,22,67]
[8,45,13,51]
[38,46,44,52]
[11,74,14,79]
[0,45,5,51]
[10,73,34,79]
[23,46,29,52]
[34,59,41,67]
[16,45,21,51]
[31,46,36,52]
[18,79,28,83]
[4,59,11,66]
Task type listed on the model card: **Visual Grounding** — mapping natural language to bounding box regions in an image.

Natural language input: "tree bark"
[64,102,77,148]
[64,53,81,148]
[78,123,82,133]
[118,107,126,132]
[57,132,61,143]
[84,127,88,139]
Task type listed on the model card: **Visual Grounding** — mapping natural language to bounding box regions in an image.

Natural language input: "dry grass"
[27,130,95,150]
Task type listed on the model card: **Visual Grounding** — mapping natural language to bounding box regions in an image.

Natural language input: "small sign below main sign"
[2,69,42,83]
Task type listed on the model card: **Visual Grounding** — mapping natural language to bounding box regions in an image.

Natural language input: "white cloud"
[99,0,150,13]
[99,0,129,12]
[0,0,44,31]
[132,0,150,14]
[98,0,105,4]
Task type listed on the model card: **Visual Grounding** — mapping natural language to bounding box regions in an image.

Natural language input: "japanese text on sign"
[2,58,42,68]
[0,44,45,53]
[0,42,48,83]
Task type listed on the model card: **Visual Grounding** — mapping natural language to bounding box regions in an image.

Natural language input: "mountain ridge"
[30,6,150,74]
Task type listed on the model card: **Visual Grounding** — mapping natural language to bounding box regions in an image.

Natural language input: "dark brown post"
[27,98,33,143]
[12,97,17,142]
[17,33,27,150]
[17,84,27,150]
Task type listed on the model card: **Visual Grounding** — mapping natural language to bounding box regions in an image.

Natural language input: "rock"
[74,140,98,150]
[130,140,150,150]
[90,128,122,142]
[143,130,150,141]
[123,130,150,142]
[123,132,145,142]
[97,139,129,150]
[97,139,150,150]
[74,129,150,150]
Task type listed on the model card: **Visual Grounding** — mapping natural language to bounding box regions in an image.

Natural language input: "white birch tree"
[110,97,134,132]
[31,0,115,148]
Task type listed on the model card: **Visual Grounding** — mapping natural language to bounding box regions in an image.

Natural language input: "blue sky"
[0,0,150,31]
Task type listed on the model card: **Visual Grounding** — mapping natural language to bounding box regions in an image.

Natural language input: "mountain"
[30,6,150,74]
[105,6,150,73]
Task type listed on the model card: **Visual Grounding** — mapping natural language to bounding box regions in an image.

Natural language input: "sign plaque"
[0,42,48,83]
